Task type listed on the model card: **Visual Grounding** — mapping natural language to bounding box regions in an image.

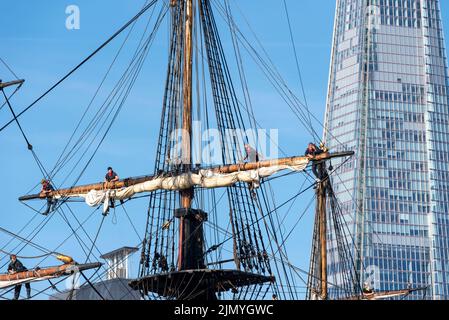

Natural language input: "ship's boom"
[0,262,102,290]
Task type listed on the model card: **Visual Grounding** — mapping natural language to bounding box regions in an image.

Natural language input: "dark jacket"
[305,146,324,157]
[42,182,54,192]
[105,171,118,182]
[8,259,28,273]
[245,147,260,162]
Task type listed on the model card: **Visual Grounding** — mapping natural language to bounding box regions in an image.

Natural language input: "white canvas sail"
[69,160,309,213]
[0,275,60,289]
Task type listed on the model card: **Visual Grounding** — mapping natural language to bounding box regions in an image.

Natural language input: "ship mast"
[178,0,194,270]
[317,177,328,300]
[309,169,426,300]
[16,0,359,300]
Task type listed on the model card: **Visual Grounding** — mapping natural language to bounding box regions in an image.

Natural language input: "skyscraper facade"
[324,0,449,299]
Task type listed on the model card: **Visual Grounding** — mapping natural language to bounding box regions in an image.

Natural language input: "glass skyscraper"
[324,0,449,299]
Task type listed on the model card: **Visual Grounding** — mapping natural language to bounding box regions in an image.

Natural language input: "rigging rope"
[121,204,143,242]
[0,206,52,267]
[202,157,354,290]
[1,88,32,150]
[85,216,106,263]
[56,207,92,259]
[281,0,317,141]
[1,79,68,213]
[0,249,55,260]
[213,0,318,140]
[48,2,161,184]
[0,2,162,300]
[213,0,348,150]
[53,5,167,196]
[48,9,146,180]
[79,271,106,300]
[0,85,21,112]
[0,0,159,134]
[0,226,54,257]
[274,196,315,255]
[1,0,361,300]
[0,210,59,271]
[0,56,19,80]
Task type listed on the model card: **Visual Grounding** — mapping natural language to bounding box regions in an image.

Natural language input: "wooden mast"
[181,0,193,197]
[178,0,194,270]
[317,178,328,300]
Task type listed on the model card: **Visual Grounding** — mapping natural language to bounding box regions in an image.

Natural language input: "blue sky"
[1,0,449,299]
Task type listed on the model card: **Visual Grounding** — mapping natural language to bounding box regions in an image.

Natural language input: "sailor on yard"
[242,144,260,162]
[104,167,119,213]
[104,167,119,183]
[40,179,57,215]
[304,143,325,182]
[8,255,31,300]
[363,282,374,294]
[241,144,261,196]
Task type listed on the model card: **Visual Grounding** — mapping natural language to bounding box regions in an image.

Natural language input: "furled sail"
[82,162,308,212]
[18,152,354,214]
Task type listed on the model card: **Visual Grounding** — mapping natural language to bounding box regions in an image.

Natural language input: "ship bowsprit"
[129,269,275,300]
